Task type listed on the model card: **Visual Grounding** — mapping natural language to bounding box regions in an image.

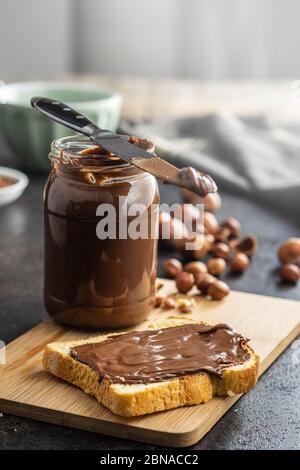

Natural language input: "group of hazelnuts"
[158,190,300,303]
[158,191,258,301]
[161,226,257,301]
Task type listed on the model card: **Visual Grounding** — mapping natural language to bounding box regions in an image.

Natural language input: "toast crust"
[42,320,259,417]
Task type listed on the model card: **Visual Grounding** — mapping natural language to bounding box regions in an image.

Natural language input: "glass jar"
[44,135,159,328]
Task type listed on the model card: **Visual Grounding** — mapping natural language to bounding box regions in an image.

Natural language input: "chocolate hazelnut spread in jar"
[44,135,159,328]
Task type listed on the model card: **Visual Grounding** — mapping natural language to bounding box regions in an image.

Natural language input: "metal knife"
[31,97,217,196]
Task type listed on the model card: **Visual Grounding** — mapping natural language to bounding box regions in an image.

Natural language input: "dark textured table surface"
[0,174,299,450]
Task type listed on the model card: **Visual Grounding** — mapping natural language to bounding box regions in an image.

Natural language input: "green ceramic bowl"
[0,82,122,172]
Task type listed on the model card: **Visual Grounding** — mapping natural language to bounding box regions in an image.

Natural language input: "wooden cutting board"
[1,280,299,447]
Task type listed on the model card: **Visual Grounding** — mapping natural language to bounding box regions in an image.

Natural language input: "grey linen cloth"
[123,113,300,215]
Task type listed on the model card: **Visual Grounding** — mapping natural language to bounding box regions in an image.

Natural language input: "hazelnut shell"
[278,238,300,266]
[279,263,300,283]
[208,280,230,300]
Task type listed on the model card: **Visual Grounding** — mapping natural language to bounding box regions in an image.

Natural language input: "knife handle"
[31,97,100,136]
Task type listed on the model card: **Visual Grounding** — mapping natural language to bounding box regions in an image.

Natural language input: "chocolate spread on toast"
[70,323,250,384]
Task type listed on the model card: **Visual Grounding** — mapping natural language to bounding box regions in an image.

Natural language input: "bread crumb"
[177,297,195,313]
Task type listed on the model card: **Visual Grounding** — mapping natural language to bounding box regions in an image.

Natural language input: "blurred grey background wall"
[1,0,300,81]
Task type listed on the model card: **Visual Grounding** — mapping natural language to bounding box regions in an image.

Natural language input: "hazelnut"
[170,218,190,241]
[279,263,300,283]
[211,242,230,260]
[173,203,201,232]
[195,273,217,294]
[171,231,200,253]
[175,271,195,293]
[233,234,258,256]
[169,219,197,252]
[221,217,241,239]
[207,258,226,276]
[204,212,218,234]
[184,261,207,278]
[161,297,177,310]
[214,226,231,243]
[278,238,300,266]
[159,212,190,247]
[229,238,238,251]
[163,258,183,278]
[208,280,230,300]
[194,234,215,259]
[202,193,222,213]
[154,296,165,307]
[181,189,222,212]
[230,253,250,273]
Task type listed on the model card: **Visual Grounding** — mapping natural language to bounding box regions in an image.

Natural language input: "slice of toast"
[42,318,259,417]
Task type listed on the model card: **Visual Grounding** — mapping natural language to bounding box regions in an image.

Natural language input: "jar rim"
[50,134,155,171]
[50,134,128,167]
